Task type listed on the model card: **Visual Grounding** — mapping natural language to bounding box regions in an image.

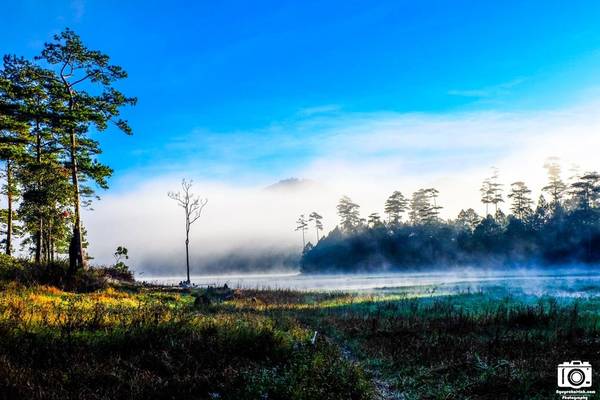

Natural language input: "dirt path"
[339,346,405,400]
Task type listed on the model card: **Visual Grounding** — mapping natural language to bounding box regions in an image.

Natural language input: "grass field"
[0,279,599,399]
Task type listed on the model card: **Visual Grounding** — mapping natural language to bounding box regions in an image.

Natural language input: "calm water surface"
[142,269,600,297]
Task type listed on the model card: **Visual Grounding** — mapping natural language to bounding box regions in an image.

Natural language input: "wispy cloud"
[87,98,600,274]
[296,104,342,116]
[448,78,526,98]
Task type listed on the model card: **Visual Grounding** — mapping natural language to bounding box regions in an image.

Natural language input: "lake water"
[142,268,600,297]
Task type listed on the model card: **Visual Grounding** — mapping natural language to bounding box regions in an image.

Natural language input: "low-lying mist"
[145,266,600,297]
[83,103,600,276]
[84,177,337,276]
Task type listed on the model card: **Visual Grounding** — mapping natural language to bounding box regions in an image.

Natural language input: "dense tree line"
[302,160,600,272]
[0,29,134,274]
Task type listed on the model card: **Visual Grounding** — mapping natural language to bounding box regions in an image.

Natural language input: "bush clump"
[0,254,135,292]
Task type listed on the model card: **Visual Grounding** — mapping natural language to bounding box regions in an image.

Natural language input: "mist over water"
[84,105,600,271]
[143,267,600,297]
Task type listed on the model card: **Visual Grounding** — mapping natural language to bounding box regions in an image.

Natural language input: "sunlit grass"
[0,283,193,332]
[2,281,600,399]
[0,282,373,400]
[225,283,600,399]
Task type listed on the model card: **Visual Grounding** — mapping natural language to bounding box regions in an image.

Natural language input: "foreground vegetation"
[233,285,600,399]
[300,291,600,399]
[1,262,599,399]
[0,273,371,399]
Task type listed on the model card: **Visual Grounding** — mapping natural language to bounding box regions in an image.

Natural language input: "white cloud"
[84,100,600,276]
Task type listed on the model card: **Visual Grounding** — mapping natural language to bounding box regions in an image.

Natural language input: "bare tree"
[168,179,207,284]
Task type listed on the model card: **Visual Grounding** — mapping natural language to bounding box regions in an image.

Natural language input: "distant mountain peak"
[264,178,318,192]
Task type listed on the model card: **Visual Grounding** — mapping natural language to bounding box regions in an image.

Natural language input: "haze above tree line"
[300,160,600,272]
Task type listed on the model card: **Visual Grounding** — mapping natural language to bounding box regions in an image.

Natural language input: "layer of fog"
[84,101,600,276]
[146,267,600,298]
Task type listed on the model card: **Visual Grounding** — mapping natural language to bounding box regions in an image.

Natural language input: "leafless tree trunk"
[168,179,207,284]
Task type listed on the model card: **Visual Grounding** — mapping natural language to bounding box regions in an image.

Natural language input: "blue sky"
[6,1,600,266]
[3,1,600,187]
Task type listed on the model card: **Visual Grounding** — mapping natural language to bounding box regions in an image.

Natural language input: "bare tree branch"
[168,179,208,284]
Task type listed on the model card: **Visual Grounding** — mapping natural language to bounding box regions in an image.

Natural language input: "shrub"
[97,265,134,282]
[0,254,24,281]
[0,255,110,292]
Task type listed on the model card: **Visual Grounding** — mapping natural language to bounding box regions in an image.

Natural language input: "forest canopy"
[0,28,134,274]
[302,161,600,272]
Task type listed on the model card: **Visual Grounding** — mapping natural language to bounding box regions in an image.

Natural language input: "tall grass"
[0,284,372,400]
[293,293,600,399]
[1,274,599,399]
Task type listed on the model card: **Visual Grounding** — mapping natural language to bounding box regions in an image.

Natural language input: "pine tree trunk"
[47,220,53,263]
[62,77,86,275]
[5,160,12,256]
[35,219,42,264]
[35,125,42,264]
[302,229,305,249]
[44,230,50,264]
[50,234,55,263]
[68,126,85,274]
